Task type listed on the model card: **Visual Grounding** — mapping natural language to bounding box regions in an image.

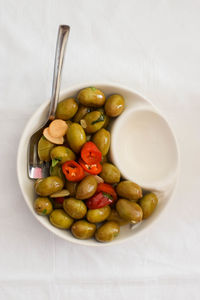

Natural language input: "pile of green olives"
[34,87,158,243]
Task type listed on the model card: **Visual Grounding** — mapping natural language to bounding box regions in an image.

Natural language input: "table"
[1,0,200,299]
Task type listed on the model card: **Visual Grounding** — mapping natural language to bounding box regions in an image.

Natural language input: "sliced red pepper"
[79,158,102,175]
[96,183,117,201]
[81,141,102,164]
[54,197,65,204]
[86,192,113,209]
[62,160,85,182]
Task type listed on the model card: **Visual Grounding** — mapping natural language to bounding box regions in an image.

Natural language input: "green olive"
[38,136,54,162]
[50,146,76,165]
[65,181,77,197]
[104,94,125,117]
[73,105,90,123]
[96,108,110,129]
[67,123,86,153]
[76,175,97,200]
[35,176,64,196]
[116,181,142,200]
[71,220,96,239]
[116,199,143,223]
[50,165,65,181]
[107,208,129,226]
[103,115,110,128]
[99,163,120,184]
[63,198,87,219]
[49,209,74,229]
[95,221,120,242]
[139,193,158,219]
[34,197,53,215]
[87,206,111,223]
[82,111,105,133]
[77,87,105,107]
[55,98,78,120]
[92,128,110,156]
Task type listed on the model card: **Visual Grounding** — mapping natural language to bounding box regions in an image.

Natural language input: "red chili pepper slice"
[79,158,102,175]
[96,183,117,201]
[81,141,102,164]
[62,160,85,182]
[86,192,114,209]
[54,197,65,204]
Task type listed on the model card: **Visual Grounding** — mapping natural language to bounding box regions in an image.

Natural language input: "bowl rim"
[17,81,180,246]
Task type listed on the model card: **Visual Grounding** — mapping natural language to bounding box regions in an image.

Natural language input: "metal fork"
[28,25,70,179]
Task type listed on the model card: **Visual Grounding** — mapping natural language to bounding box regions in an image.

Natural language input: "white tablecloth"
[1,0,200,299]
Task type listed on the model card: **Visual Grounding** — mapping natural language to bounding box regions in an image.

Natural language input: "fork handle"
[48,25,70,121]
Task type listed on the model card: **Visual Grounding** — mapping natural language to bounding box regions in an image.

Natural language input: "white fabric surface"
[1,0,200,299]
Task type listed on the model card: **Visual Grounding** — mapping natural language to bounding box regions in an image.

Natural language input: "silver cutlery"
[28,25,70,179]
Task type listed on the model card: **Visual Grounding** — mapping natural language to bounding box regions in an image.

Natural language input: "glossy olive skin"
[50,146,76,165]
[104,94,125,117]
[116,199,143,223]
[139,193,158,219]
[49,209,74,229]
[67,123,86,153]
[99,163,120,184]
[92,128,110,156]
[34,197,53,215]
[96,108,110,129]
[71,220,96,239]
[82,111,105,133]
[116,181,142,200]
[76,175,97,200]
[73,105,90,123]
[87,206,111,223]
[38,136,54,162]
[95,221,120,242]
[55,98,78,120]
[50,165,65,181]
[63,198,87,219]
[107,208,129,226]
[35,176,64,196]
[77,87,106,107]
[65,181,77,197]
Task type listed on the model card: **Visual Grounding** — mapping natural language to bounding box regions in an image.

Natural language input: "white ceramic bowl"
[17,82,179,246]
